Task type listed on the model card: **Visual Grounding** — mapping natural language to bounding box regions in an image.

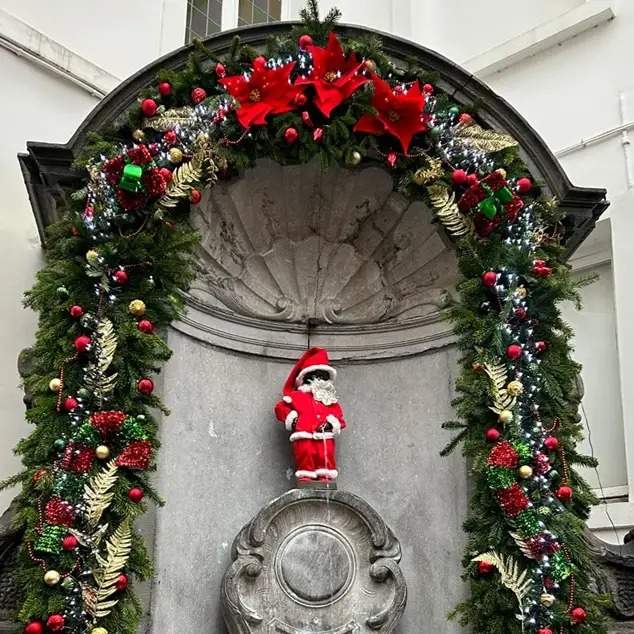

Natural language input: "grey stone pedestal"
[222,488,406,633]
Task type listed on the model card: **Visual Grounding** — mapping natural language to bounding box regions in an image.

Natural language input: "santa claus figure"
[275,348,346,484]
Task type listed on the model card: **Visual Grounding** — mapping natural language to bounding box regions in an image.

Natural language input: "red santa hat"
[282,347,337,395]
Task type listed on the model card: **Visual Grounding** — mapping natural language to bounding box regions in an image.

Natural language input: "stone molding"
[222,488,407,633]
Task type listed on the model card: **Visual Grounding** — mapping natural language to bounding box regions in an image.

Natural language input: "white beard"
[299,378,338,405]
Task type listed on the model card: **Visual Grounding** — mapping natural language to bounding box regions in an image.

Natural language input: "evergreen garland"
[2,4,607,633]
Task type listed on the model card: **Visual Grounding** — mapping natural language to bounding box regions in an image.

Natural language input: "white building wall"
[1,0,632,541]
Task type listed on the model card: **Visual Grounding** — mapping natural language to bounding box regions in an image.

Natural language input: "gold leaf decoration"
[483,361,516,415]
[455,123,518,153]
[414,157,444,185]
[510,532,537,560]
[84,318,118,404]
[427,184,474,238]
[84,459,119,529]
[473,551,533,615]
[89,521,133,619]
[144,106,197,132]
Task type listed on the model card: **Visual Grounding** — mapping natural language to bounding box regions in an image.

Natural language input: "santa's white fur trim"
[315,468,338,479]
[326,414,341,434]
[289,431,335,442]
[295,469,317,479]
[285,410,298,431]
[282,395,292,404]
[295,364,336,386]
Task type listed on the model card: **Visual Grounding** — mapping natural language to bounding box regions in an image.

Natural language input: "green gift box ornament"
[478,197,499,219]
[494,186,514,204]
[119,163,144,193]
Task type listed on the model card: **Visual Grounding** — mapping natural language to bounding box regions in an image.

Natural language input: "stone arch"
[12,20,615,634]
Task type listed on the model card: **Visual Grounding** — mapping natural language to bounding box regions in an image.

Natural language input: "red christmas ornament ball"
[46,614,65,632]
[466,173,479,186]
[215,62,226,77]
[537,629,553,634]
[506,344,522,360]
[140,98,158,117]
[24,622,44,634]
[535,340,547,353]
[477,560,495,575]
[459,112,474,125]
[253,55,267,70]
[137,378,154,395]
[544,436,559,451]
[452,169,468,186]
[557,485,573,502]
[293,92,308,107]
[191,87,207,104]
[74,335,91,353]
[137,319,154,334]
[61,534,78,551]
[299,34,313,48]
[517,177,533,194]
[115,573,129,591]
[422,83,434,95]
[485,428,501,443]
[570,607,587,624]
[63,396,78,412]
[481,271,497,287]
[284,127,299,145]
[189,189,202,204]
[69,305,84,318]
[158,81,172,96]
[113,269,129,285]
[128,486,144,503]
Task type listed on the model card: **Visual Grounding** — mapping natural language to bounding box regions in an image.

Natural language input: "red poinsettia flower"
[296,32,369,117]
[354,76,427,153]
[219,60,304,129]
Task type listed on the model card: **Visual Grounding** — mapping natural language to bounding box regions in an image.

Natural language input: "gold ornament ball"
[196,132,210,144]
[128,299,146,317]
[49,378,62,392]
[540,593,556,607]
[44,570,61,586]
[518,465,533,479]
[168,147,184,164]
[515,286,528,299]
[95,445,111,460]
[364,59,377,73]
[498,409,514,424]
[86,249,100,265]
[91,628,109,634]
[496,168,507,179]
[132,129,146,142]
[506,380,524,396]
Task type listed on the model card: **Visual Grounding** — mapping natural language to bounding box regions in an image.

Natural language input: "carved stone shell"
[189,158,457,326]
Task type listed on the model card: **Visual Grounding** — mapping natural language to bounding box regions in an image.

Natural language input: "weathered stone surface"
[148,332,467,633]
[222,488,406,633]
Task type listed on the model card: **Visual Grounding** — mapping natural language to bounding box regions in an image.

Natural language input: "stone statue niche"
[222,348,407,633]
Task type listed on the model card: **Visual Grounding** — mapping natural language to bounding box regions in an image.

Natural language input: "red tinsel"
[103,155,125,186]
[143,167,168,198]
[482,170,507,191]
[534,451,551,475]
[127,144,153,165]
[474,212,501,237]
[116,440,152,470]
[487,441,519,469]
[525,532,560,558]
[60,443,95,473]
[505,195,524,222]
[91,410,126,436]
[458,183,487,212]
[116,188,146,211]
[497,484,529,517]
[44,497,75,526]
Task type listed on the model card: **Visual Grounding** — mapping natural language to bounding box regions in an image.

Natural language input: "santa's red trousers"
[292,438,337,480]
